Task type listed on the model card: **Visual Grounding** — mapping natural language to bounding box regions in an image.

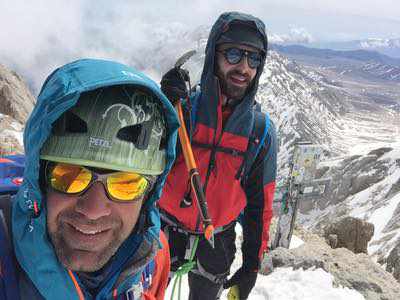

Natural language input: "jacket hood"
[195,12,268,130]
[12,58,179,299]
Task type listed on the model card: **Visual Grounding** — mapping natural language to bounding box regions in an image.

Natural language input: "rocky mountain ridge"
[252,47,400,289]
[0,63,34,154]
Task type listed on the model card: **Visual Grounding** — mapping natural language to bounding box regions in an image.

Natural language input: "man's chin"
[51,234,121,272]
[226,86,247,100]
[60,248,112,272]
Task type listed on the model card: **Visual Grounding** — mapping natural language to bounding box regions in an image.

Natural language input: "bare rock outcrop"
[0,114,23,154]
[387,242,400,283]
[0,63,34,153]
[324,216,374,254]
[271,231,400,300]
[0,63,35,123]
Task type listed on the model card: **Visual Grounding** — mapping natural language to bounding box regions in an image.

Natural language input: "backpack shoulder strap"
[0,194,20,299]
[188,86,201,129]
[236,107,270,185]
[252,109,270,160]
[0,194,13,242]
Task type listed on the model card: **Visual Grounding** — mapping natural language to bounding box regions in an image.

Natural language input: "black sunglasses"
[217,47,263,69]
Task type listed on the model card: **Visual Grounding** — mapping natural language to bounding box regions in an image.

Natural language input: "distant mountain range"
[272,44,400,67]
[271,44,400,86]
[307,38,400,59]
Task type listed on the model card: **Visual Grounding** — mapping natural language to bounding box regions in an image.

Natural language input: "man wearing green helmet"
[0,59,179,299]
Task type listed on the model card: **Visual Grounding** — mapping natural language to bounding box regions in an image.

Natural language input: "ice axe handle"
[176,102,197,170]
[190,170,212,224]
[191,171,215,247]
[175,101,215,248]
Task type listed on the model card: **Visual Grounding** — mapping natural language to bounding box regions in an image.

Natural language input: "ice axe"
[173,50,215,248]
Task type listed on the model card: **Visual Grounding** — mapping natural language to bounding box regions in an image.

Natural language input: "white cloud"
[0,1,204,94]
[1,0,399,94]
[270,27,314,44]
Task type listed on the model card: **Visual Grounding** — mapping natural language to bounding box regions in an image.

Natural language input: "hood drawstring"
[33,200,40,217]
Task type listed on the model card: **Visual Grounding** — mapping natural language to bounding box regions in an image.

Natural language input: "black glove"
[160,68,188,105]
[223,267,258,300]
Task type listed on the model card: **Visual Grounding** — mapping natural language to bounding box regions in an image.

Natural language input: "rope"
[170,236,199,300]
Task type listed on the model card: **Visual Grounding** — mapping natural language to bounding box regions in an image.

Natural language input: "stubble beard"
[217,69,252,100]
[48,213,126,272]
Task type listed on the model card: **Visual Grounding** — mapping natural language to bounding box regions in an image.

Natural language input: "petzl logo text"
[89,137,112,149]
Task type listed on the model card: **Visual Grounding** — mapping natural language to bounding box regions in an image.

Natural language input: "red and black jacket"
[158,11,277,271]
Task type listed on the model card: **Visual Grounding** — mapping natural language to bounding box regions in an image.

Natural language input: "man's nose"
[75,182,112,220]
[236,55,252,73]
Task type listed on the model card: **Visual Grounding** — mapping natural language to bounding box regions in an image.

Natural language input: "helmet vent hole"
[117,124,141,145]
[52,111,88,135]
[117,122,154,150]
[159,135,167,150]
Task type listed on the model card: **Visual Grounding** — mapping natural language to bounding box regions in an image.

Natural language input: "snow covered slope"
[257,50,399,177]
[165,226,366,300]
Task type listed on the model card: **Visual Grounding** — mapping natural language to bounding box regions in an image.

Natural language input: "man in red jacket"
[159,11,277,300]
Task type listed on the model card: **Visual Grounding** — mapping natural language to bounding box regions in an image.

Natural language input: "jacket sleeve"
[242,121,277,271]
[142,230,170,300]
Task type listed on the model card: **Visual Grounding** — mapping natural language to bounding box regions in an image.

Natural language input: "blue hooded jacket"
[10,59,179,299]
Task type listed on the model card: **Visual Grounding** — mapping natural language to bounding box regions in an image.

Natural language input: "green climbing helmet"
[40,85,167,175]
